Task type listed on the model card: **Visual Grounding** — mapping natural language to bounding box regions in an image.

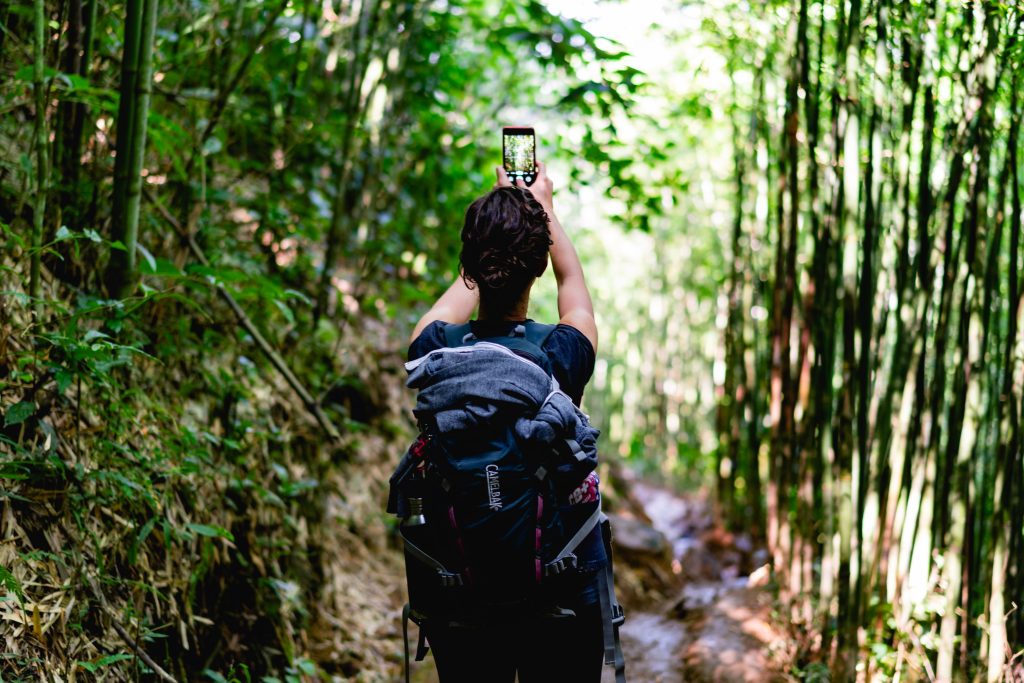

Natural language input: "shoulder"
[541,323,596,404]
[543,324,595,358]
[407,320,449,361]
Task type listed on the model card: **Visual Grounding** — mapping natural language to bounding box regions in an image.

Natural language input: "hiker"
[390,161,625,683]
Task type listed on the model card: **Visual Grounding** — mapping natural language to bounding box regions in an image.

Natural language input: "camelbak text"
[485,464,503,511]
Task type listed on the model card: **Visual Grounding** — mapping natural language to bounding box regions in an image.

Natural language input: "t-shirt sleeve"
[542,324,596,406]
[407,320,449,362]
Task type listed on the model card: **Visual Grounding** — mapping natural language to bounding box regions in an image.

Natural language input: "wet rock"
[674,538,724,582]
[607,513,679,609]
[669,582,722,618]
[609,513,671,556]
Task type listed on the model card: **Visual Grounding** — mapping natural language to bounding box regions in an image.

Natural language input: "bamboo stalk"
[108,0,144,295]
[30,0,48,320]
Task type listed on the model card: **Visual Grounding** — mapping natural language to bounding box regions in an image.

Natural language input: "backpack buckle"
[543,553,578,577]
[438,570,464,588]
[416,415,440,438]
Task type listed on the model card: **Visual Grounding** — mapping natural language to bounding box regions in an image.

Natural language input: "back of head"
[460,186,552,315]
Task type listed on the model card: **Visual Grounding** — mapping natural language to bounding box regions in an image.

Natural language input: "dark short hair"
[460,186,552,313]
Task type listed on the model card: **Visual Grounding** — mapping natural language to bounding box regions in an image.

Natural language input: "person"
[405,161,609,682]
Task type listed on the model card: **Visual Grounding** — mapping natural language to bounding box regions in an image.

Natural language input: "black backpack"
[388,322,626,683]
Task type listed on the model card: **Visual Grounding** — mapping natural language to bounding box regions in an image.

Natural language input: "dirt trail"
[605,481,790,683]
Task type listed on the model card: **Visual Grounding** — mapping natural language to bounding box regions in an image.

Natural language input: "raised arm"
[511,162,598,352]
[409,274,478,344]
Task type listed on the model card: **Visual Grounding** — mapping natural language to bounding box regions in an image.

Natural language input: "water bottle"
[403,496,426,527]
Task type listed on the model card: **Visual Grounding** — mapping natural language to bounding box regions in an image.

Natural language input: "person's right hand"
[494,163,554,213]
[518,161,553,212]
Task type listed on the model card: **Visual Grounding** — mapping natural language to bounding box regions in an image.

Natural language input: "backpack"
[388,322,626,683]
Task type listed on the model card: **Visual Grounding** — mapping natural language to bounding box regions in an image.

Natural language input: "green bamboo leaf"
[130,517,158,565]
[137,243,158,274]
[3,401,36,427]
[0,564,25,602]
[75,653,133,672]
[186,523,234,541]
[273,299,295,324]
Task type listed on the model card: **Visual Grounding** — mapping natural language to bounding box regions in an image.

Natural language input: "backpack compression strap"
[401,603,430,683]
[543,504,604,577]
[598,517,627,683]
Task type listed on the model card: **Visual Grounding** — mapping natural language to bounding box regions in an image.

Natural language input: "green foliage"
[2,0,666,677]
[792,662,831,682]
[75,653,135,673]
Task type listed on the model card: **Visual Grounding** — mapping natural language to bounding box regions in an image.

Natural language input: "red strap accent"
[448,505,471,582]
[410,434,430,459]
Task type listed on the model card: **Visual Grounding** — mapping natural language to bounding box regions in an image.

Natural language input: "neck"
[478,303,528,321]
[478,288,531,321]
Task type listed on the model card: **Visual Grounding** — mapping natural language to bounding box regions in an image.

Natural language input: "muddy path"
[604,480,790,683]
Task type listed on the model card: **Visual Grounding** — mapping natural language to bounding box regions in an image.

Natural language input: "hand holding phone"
[502,126,536,186]
[524,161,552,210]
[495,160,553,212]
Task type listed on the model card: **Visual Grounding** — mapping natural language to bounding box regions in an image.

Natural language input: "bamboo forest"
[2,0,1023,680]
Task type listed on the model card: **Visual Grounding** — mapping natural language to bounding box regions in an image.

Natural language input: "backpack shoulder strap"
[522,321,557,349]
[439,321,556,375]
[442,321,555,349]
[442,322,474,348]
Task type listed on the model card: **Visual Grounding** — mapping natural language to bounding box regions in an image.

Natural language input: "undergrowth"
[1,224,413,682]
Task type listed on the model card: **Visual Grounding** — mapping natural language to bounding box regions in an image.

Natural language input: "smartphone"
[502,126,536,186]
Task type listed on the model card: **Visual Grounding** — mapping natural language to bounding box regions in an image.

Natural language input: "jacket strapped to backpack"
[394,321,626,682]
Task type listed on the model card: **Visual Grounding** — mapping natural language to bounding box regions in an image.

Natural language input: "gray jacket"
[405,342,600,478]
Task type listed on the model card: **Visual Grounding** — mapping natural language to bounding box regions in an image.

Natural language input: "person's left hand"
[494,166,513,188]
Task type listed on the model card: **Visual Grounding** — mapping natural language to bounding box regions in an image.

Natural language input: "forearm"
[547,209,593,317]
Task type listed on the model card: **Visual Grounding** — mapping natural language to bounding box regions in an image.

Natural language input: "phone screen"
[503,127,536,185]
